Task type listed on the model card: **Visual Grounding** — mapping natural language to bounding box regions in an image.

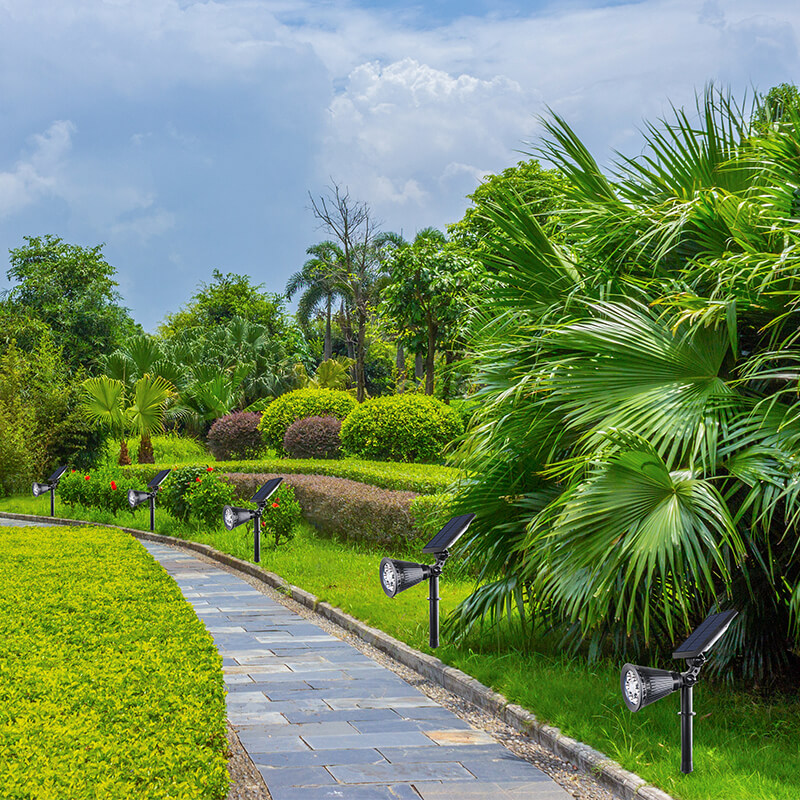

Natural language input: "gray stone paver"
[138,541,571,799]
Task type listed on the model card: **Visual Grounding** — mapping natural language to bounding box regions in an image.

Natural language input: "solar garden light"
[128,469,172,531]
[32,465,69,517]
[222,477,283,563]
[621,609,738,774]
[379,513,475,649]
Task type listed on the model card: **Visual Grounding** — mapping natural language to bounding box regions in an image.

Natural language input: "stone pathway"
[140,541,572,800]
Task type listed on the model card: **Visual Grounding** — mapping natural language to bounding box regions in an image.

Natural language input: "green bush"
[159,465,214,523]
[58,468,141,516]
[258,388,356,454]
[185,471,235,528]
[0,525,228,798]
[258,483,301,546]
[340,394,464,463]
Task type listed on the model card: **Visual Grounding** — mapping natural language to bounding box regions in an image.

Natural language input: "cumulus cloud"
[323,58,538,228]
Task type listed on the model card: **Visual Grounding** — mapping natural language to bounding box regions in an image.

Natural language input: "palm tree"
[81,374,175,464]
[286,242,347,361]
[81,377,130,465]
[448,88,800,685]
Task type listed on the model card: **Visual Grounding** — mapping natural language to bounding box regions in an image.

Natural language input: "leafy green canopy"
[2,235,139,370]
[449,87,800,686]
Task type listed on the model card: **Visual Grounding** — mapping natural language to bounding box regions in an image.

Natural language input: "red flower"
[195,477,202,482]
[271,502,279,508]
[110,481,117,491]
[84,475,90,481]
[71,469,76,474]
[206,467,214,472]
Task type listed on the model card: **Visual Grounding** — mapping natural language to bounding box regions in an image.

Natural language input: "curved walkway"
[140,540,571,800]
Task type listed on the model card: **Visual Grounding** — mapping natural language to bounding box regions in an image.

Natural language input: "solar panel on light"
[147,469,172,490]
[251,477,283,504]
[672,610,738,660]
[422,513,476,554]
[48,465,69,483]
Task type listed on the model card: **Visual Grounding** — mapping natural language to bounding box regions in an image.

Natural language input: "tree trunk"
[118,438,131,466]
[395,341,405,392]
[356,311,367,402]
[138,432,155,464]
[324,297,333,360]
[414,352,423,384]
[425,322,438,396]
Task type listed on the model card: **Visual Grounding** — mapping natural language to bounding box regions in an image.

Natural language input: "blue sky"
[0,0,798,331]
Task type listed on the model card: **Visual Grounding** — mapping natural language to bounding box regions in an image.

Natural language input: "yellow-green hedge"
[0,526,228,799]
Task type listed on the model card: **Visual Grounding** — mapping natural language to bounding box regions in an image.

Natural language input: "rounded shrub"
[258,389,356,455]
[340,394,464,463]
[159,465,212,522]
[283,416,342,460]
[207,412,263,461]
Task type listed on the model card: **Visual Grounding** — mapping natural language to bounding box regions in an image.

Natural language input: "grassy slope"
[0,524,228,800]
[1,497,797,800]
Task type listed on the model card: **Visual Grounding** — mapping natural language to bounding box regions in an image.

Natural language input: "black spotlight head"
[128,489,151,509]
[621,663,682,712]
[32,482,51,498]
[379,558,432,598]
[223,505,256,531]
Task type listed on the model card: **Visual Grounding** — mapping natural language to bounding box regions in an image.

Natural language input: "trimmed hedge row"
[0,526,228,799]
[122,457,460,495]
[226,471,453,546]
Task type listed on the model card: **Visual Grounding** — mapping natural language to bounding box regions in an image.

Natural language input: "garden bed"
[0,525,228,799]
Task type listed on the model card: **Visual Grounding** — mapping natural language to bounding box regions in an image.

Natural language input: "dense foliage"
[449,89,800,685]
[340,393,463,463]
[207,411,263,461]
[258,388,357,454]
[0,526,228,798]
[59,469,141,516]
[283,415,342,459]
[2,235,139,371]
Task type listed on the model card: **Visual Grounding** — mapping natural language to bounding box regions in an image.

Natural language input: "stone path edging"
[0,511,675,800]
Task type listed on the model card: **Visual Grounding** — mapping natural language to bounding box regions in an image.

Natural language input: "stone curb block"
[0,511,676,800]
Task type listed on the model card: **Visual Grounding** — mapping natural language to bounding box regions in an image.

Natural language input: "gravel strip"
[193,549,616,800]
[225,723,271,800]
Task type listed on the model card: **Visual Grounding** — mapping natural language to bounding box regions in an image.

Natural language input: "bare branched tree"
[308,182,383,402]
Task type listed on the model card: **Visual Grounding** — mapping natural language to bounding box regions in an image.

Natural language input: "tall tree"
[308,183,383,402]
[286,242,347,360]
[2,235,139,370]
[159,269,290,340]
[381,229,484,395]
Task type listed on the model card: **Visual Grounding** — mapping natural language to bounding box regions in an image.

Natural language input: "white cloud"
[0,121,75,217]
[323,58,537,229]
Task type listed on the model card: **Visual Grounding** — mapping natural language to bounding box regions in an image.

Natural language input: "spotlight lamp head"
[32,482,49,498]
[379,558,432,598]
[223,505,256,531]
[128,489,152,509]
[621,664,682,712]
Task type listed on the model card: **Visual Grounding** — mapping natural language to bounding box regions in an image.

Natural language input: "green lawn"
[1,495,798,800]
[0,523,228,800]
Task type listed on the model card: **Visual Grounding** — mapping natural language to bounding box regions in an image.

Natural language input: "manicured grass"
[2,497,797,800]
[0,524,228,800]
[121,456,461,494]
